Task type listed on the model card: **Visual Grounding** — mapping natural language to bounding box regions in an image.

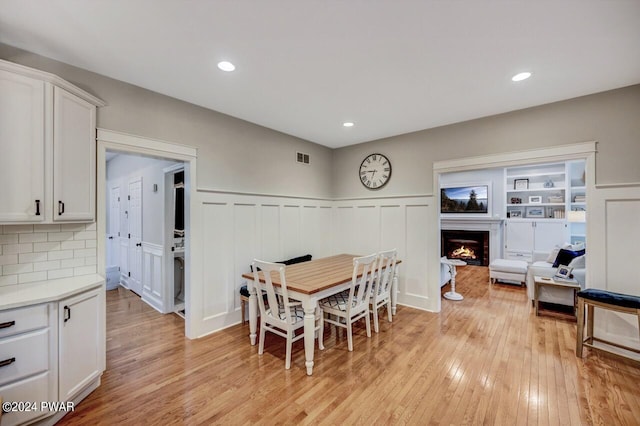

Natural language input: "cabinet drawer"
[0,304,49,339]
[0,328,49,386]
[0,372,51,426]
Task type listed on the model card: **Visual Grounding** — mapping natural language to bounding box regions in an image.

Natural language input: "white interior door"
[128,178,143,295]
[107,186,120,269]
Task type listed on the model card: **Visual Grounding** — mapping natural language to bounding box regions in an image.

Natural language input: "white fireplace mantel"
[441,217,504,263]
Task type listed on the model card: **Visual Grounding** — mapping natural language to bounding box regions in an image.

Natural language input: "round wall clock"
[359,153,392,189]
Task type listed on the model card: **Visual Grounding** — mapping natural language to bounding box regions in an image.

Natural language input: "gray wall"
[0,43,333,199]
[3,43,638,202]
[332,85,640,198]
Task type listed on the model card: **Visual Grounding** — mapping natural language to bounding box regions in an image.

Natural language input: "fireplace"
[441,230,490,266]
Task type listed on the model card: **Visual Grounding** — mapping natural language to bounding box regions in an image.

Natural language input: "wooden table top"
[241,253,401,295]
[534,275,581,289]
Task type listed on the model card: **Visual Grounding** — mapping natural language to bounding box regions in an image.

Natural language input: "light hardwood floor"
[60,266,640,425]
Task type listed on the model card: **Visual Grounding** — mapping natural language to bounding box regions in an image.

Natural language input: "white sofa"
[526,252,586,306]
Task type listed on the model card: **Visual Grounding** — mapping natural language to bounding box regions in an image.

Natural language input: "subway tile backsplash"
[0,223,97,287]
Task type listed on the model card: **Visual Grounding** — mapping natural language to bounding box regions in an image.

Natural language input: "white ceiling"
[1,1,639,148]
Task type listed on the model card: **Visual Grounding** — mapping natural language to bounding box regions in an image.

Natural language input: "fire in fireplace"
[441,230,489,266]
[451,244,477,261]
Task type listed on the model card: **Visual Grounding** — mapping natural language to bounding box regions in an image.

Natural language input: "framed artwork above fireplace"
[440,183,491,217]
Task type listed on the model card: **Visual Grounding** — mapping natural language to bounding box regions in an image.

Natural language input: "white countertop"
[0,274,104,310]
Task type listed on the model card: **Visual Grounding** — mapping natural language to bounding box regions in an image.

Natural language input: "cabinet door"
[505,221,534,253]
[59,288,102,401]
[53,87,96,221]
[534,221,568,253]
[0,70,45,222]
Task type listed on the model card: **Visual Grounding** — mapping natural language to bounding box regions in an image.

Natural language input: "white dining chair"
[318,253,377,351]
[252,259,323,369]
[370,249,398,333]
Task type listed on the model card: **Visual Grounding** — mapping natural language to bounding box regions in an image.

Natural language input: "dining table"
[241,253,401,375]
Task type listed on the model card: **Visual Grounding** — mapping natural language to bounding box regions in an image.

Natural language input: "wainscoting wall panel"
[193,192,436,337]
[141,242,164,312]
[332,197,438,312]
[301,206,333,259]
[590,184,640,350]
[281,205,302,260]
[260,205,280,262]
[201,202,234,330]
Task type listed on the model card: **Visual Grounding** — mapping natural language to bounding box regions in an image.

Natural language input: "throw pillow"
[553,248,586,268]
[568,254,586,269]
[546,247,561,263]
[546,243,572,263]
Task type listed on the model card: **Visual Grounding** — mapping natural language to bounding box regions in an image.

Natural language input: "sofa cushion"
[552,248,585,268]
[489,258,528,274]
[568,254,586,269]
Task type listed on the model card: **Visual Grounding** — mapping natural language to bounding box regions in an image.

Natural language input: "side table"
[533,275,581,318]
[441,258,467,301]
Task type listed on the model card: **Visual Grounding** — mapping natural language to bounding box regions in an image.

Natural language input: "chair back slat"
[349,253,378,314]
[374,249,398,300]
[252,260,292,325]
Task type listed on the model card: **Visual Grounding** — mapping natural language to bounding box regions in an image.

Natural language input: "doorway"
[97,129,198,337]
[432,142,596,312]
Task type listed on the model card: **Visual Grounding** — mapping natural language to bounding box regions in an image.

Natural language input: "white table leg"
[303,300,316,376]
[248,280,258,346]
[443,264,464,301]
[391,265,399,315]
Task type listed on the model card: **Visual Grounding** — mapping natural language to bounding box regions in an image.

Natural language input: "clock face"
[359,153,391,189]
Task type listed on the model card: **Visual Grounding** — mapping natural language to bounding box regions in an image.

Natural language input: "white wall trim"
[163,163,185,174]
[595,182,640,189]
[197,187,334,201]
[97,129,197,159]
[433,141,597,173]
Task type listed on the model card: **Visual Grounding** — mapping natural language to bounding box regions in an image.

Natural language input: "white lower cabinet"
[58,288,102,401]
[0,305,55,426]
[505,220,568,261]
[0,284,103,425]
[0,373,52,426]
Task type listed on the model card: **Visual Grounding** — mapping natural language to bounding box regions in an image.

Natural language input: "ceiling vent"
[296,152,310,165]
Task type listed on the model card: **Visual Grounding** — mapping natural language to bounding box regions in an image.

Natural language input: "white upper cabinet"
[0,69,46,222]
[53,87,96,221]
[0,60,104,224]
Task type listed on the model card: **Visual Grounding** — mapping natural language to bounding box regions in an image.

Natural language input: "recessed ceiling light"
[512,72,532,82]
[217,61,236,72]
[343,122,354,127]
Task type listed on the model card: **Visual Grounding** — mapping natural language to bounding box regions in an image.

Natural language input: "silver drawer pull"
[0,320,15,329]
[0,357,16,368]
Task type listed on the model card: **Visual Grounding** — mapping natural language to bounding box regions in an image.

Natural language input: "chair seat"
[268,304,305,323]
[320,290,356,312]
[577,289,640,309]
